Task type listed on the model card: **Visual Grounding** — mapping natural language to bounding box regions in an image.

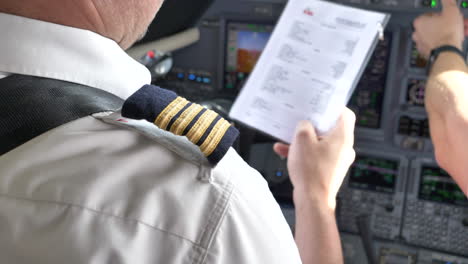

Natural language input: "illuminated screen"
[349,155,399,193]
[225,22,273,91]
[419,166,468,206]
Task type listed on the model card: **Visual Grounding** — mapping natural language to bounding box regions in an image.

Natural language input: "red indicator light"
[147,51,155,59]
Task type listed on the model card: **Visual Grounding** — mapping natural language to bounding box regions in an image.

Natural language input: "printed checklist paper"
[229,0,390,143]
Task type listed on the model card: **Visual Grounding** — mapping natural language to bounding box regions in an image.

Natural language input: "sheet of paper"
[229,0,389,143]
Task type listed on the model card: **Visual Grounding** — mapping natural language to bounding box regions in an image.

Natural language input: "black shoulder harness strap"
[0,75,124,156]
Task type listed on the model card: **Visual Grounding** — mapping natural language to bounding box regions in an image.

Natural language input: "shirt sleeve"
[203,149,302,264]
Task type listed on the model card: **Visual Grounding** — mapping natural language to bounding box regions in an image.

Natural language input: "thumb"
[441,0,459,14]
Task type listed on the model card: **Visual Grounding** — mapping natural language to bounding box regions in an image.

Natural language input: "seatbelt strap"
[0,75,124,155]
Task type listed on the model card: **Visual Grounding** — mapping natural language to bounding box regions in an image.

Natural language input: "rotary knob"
[408,82,426,106]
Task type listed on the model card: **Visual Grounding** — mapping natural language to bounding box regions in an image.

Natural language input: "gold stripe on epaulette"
[154,96,185,127]
[186,110,218,145]
[170,103,204,136]
[200,119,231,156]
[155,97,189,130]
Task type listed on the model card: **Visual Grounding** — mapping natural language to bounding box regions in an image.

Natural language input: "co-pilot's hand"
[273,108,356,210]
[413,0,465,58]
[465,18,468,36]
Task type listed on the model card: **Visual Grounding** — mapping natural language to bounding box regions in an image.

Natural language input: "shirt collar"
[0,12,151,99]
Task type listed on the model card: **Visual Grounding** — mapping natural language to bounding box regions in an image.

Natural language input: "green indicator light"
[431,0,437,8]
[462,1,468,8]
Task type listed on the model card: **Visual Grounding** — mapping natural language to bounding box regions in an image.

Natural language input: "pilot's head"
[0,0,163,49]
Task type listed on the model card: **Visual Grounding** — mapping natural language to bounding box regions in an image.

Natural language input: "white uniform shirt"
[0,13,302,263]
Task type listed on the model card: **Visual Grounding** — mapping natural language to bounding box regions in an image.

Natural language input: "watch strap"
[427,45,466,75]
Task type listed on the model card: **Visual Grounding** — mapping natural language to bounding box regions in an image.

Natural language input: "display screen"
[419,166,468,206]
[347,33,392,129]
[349,155,399,193]
[224,22,273,91]
[410,42,428,69]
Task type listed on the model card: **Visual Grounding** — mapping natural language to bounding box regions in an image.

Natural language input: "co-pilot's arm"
[413,0,468,194]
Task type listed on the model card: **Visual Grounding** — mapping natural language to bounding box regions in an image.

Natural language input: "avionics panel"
[342,233,468,264]
[224,22,274,92]
[334,0,468,12]
[403,159,468,256]
[394,112,433,152]
[347,33,393,130]
[337,149,408,240]
[348,155,398,193]
[419,167,468,206]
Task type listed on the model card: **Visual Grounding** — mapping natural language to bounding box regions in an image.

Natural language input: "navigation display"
[349,155,399,193]
[419,166,468,206]
[225,22,273,91]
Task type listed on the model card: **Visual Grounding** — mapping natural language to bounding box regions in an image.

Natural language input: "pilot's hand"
[413,0,465,58]
[465,18,468,36]
[273,108,356,210]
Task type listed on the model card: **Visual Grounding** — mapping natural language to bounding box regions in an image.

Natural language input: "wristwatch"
[426,45,466,75]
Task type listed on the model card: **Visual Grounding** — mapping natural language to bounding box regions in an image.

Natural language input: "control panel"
[403,159,468,256]
[158,68,216,102]
[337,149,407,240]
[341,233,468,264]
[347,33,393,130]
[395,113,433,152]
[335,0,468,12]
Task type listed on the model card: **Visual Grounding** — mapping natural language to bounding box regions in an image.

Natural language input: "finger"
[465,18,468,36]
[441,0,459,14]
[293,120,318,145]
[412,32,419,43]
[324,108,356,145]
[413,40,425,58]
[419,42,431,59]
[412,17,419,32]
[273,143,290,158]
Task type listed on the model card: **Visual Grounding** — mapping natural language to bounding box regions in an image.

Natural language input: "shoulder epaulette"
[122,85,239,166]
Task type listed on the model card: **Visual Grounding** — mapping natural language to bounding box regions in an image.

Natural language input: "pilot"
[0,0,356,264]
[412,0,468,195]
